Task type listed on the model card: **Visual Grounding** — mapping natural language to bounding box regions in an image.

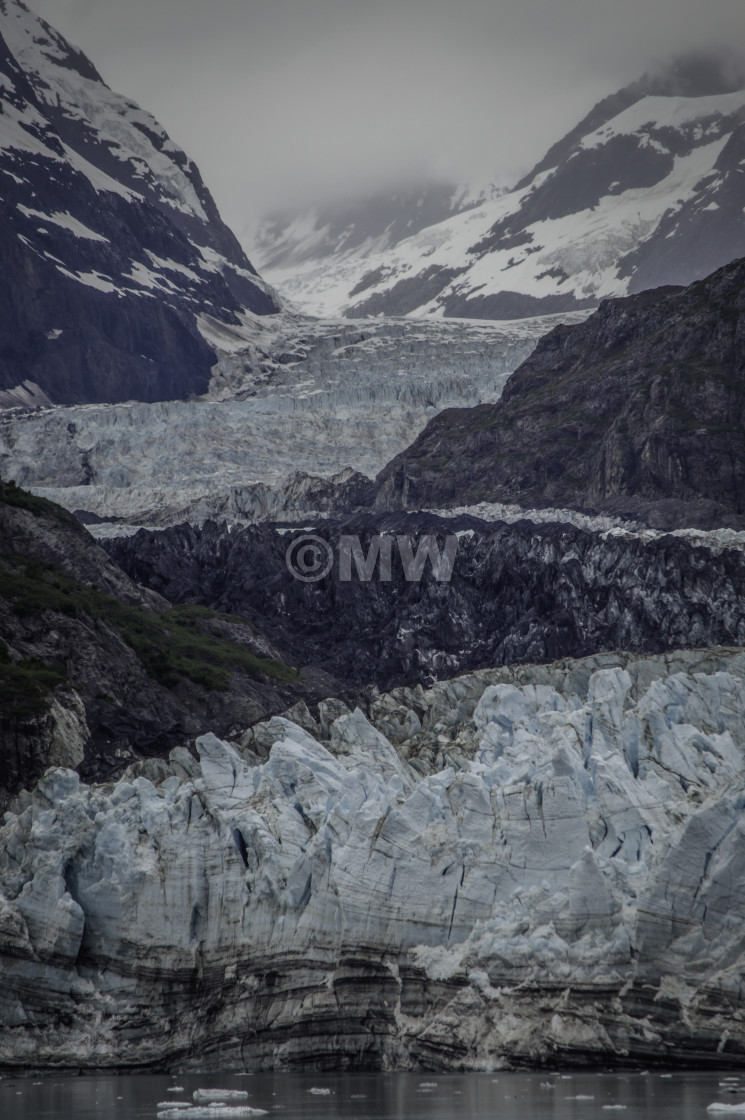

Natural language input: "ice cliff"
[2,648,745,1071]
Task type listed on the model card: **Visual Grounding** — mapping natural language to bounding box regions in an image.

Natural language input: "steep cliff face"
[0,0,279,405]
[2,648,745,1072]
[0,482,342,806]
[373,257,745,529]
[105,513,745,691]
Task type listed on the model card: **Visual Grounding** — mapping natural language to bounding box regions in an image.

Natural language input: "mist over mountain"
[253,52,745,320]
[246,181,504,272]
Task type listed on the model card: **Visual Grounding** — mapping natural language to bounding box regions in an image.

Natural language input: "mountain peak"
[638,50,745,99]
[0,0,105,86]
[0,0,279,406]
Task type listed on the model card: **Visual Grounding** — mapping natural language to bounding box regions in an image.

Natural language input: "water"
[1,1070,743,1120]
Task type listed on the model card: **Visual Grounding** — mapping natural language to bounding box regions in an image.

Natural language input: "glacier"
[0,313,578,530]
[2,647,745,1071]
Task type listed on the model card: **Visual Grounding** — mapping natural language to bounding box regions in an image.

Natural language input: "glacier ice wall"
[1,648,745,1071]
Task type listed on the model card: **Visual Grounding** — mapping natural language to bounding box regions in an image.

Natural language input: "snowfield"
[250,85,745,319]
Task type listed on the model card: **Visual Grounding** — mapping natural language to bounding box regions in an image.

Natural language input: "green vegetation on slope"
[0,554,298,715]
[0,640,68,719]
[0,478,81,527]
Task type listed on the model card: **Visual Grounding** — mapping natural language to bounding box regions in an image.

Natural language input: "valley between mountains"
[2,0,745,1076]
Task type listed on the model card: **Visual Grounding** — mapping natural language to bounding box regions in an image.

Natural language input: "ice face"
[1,647,745,1069]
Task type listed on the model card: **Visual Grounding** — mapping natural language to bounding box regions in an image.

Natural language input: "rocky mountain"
[0,479,350,809]
[253,53,745,320]
[373,255,745,529]
[2,646,745,1069]
[0,0,279,406]
[105,512,745,692]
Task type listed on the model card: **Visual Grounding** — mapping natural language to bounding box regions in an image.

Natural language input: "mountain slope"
[246,182,499,271]
[372,255,745,528]
[255,54,745,320]
[0,479,346,807]
[0,0,279,405]
[245,181,503,313]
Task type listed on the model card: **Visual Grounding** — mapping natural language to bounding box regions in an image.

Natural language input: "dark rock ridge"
[105,512,745,693]
[0,0,279,406]
[0,481,348,807]
[373,256,745,528]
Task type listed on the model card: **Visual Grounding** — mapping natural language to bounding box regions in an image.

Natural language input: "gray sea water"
[1,1070,744,1120]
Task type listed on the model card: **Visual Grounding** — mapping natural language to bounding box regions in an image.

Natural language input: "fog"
[33,0,745,230]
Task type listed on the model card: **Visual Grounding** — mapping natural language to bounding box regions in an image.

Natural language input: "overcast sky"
[33,0,745,235]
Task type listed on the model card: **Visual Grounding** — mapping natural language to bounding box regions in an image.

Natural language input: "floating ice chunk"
[193,1091,250,1102]
[158,1109,266,1120]
[603,1107,628,1111]
[307,1088,332,1095]
[707,1105,745,1113]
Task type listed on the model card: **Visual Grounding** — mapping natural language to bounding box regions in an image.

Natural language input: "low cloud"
[33,0,745,229]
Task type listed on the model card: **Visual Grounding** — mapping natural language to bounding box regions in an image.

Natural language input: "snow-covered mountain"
[0,0,279,405]
[253,53,745,320]
[245,180,503,273]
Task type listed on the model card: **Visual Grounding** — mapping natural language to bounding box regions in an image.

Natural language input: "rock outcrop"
[2,648,745,1071]
[106,512,745,691]
[373,256,745,529]
[0,481,345,806]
